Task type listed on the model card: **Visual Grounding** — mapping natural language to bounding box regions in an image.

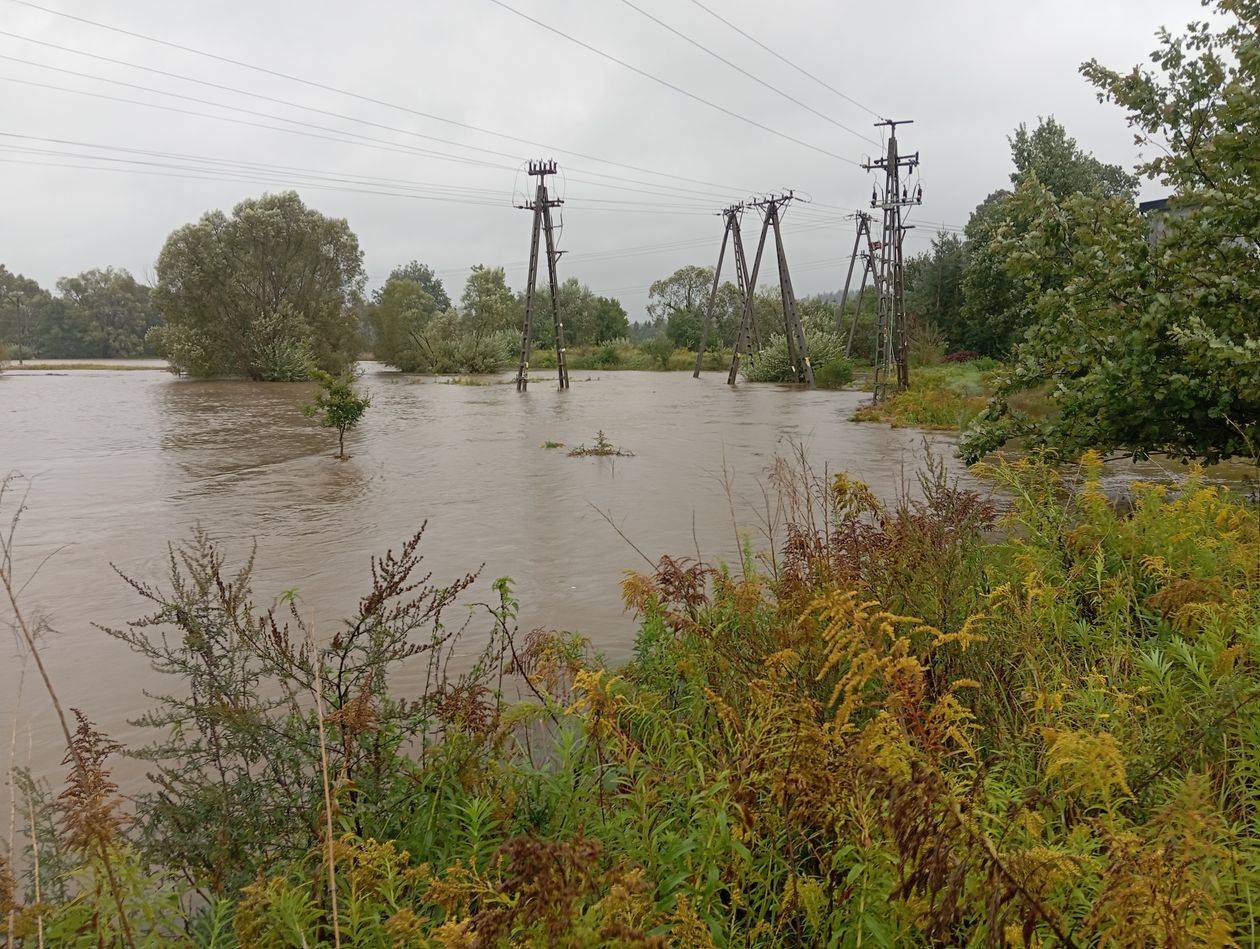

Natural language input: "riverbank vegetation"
[4,449,1259,945]
[0,265,160,362]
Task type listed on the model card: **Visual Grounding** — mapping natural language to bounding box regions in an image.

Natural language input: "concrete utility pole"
[863,120,922,402]
[515,160,569,392]
[727,192,814,388]
[693,203,751,378]
[837,212,878,357]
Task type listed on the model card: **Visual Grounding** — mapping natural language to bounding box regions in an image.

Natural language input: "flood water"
[0,363,1240,798]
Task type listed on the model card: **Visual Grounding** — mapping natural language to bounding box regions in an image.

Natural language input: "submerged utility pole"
[693,203,750,378]
[863,120,922,402]
[728,192,814,388]
[515,160,569,392]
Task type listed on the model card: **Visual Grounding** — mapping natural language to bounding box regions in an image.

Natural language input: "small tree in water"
[305,368,370,459]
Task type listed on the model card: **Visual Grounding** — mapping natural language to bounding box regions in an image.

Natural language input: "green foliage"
[812,356,855,390]
[646,264,710,327]
[1,264,160,360]
[304,368,370,459]
[957,118,1138,358]
[962,2,1260,464]
[638,336,675,370]
[0,264,45,360]
[588,340,622,368]
[744,324,851,385]
[664,306,703,350]
[532,276,594,348]
[367,277,439,372]
[53,268,161,359]
[904,232,966,350]
[854,364,990,430]
[906,319,946,368]
[592,296,630,343]
[567,430,633,457]
[459,264,519,338]
[10,450,1260,945]
[1008,116,1138,201]
[378,260,450,312]
[152,191,365,380]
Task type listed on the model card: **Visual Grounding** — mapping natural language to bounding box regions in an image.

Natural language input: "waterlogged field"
[2,365,965,791]
[6,364,1257,945]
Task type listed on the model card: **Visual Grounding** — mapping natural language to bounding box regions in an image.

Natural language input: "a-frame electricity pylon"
[693,203,753,378]
[838,212,878,356]
[515,160,569,392]
[727,192,814,388]
[863,121,922,402]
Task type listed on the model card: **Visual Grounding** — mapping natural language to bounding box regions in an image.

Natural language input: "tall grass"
[4,453,1259,945]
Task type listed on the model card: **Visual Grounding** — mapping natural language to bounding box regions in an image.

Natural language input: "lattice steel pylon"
[727,192,814,388]
[863,121,922,402]
[693,203,750,378]
[515,160,569,392]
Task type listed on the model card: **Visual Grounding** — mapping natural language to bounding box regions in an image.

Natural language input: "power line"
[613,0,879,147]
[0,73,516,174]
[0,155,512,207]
[483,0,857,164]
[3,0,755,195]
[0,151,713,217]
[684,0,885,120]
[0,139,511,200]
[2,71,738,212]
[0,32,745,206]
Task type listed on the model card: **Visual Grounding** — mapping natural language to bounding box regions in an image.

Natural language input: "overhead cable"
[483,0,858,164]
[3,0,754,194]
[684,0,885,120]
[613,0,879,147]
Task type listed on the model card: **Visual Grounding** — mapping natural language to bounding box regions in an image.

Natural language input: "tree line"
[0,265,160,361]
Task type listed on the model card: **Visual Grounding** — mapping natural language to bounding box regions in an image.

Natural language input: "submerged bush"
[744,327,851,385]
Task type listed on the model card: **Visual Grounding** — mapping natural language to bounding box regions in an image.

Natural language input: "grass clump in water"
[567,430,634,457]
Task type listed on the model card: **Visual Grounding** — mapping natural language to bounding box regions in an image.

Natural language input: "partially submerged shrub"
[744,327,850,383]
[567,430,633,457]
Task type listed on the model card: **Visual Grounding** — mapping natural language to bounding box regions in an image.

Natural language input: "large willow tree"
[152,191,365,380]
[961,0,1260,464]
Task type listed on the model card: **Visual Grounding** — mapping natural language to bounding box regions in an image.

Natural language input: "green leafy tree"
[460,265,518,337]
[1008,117,1140,201]
[0,265,47,361]
[378,260,450,312]
[751,286,786,349]
[665,307,704,349]
[958,118,1138,357]
[305,368,370,459]
[31,297,86,359]
[151,191,365,380]
[961,0,1260,464]
[647,265,710,329]
[905,232,967,349]
[535,277,597,347]
[592,296,629,342]
[368,278,439,372]
[54,268,159,359]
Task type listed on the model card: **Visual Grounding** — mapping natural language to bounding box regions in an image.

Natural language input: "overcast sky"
[1,0,1196,319]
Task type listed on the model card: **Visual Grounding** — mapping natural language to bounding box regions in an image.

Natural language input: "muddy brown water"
[0,362,1243,804]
